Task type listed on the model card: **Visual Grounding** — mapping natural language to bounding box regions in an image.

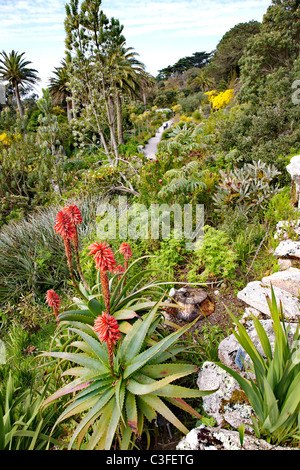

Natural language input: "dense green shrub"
[187,226,238,283]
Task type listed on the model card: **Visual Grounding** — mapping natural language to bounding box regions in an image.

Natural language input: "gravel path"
[143,119,173,159]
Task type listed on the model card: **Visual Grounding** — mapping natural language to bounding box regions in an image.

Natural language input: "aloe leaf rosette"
[42,301,217,450]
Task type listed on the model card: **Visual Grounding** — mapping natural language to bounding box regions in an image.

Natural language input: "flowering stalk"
[114,264,125,282]
[88,241,116,315]
[119,242,132,279]
[94,312,121,373]
[63,205,90,292]
[45,289,61,322]
[54,210,77,287]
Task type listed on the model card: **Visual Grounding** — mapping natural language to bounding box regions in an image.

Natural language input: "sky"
[0,0,272,94]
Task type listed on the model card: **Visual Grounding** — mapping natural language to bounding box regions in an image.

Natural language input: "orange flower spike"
[46,289,61,321]
[88,241,117,314]
[119,242,132,272]
[63,205,90,292]
[88,241,117,272]
[119,242,133,261]
[54,210,76,240]
[63,204,83,226]
[54,210,77,286]
[94,313,121,372]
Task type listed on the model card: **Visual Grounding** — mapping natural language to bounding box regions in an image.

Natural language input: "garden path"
[142,119,173,159]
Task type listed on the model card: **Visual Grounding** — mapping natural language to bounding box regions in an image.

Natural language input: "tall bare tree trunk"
[14,84,24,122]
[116,93,124,145]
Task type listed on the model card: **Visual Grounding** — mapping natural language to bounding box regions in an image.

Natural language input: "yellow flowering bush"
[0,133,21,146]
[205,89,234,110]
[0,133,10,146]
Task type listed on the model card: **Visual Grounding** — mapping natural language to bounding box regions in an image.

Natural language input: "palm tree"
[191,70,215,92]
[49,58,73,123]
[107,43,151,145]
[0,50,40,121]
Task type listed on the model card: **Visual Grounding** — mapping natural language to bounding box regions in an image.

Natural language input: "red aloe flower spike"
[54,210,77,286]
[63,205,90,292]
[63,204,83,226]
[88,241,117,272]
[94,312,121,373]
[119,242,132,275]
[54,210,76,240]
[88,241,117,314]
[119,242,132,261]
[46,289,61,322]
[114,264,125,282]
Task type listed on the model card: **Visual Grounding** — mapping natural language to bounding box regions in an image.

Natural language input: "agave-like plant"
[219,287,300,446]
[42,299,217,450]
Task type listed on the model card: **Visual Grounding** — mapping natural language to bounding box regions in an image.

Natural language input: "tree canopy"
[157,51,212,80]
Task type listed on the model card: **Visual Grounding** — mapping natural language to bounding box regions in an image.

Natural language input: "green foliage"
[219,287,300,445]
[207,21,261,85]
[147,235,190,281]
[42,300,216,450]
[157,52,211,80]
[213,160,281,220]
[158,161,206,204]
[187,226,238,283]
[0,196,101,303]
[0,373,61,450]
[265,186,299,229]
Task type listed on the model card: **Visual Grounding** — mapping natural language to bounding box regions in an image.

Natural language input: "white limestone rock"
[277,258,294,271]
[176,426,291,451]
[287,155,300,207]
[262,267,300,297]
[196,362,253,429]
[274,220,300,241]
[274,239,300,259]
[237,281,300,321]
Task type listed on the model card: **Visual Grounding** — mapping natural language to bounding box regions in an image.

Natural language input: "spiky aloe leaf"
[41,351,108,374]
[141,363,198,379]
[68,387,115,450]
[68,327,109,367]
[123,319,197,379]
[87,298,103,316]
[118,298,163,365]
[86,398,115,450]
[141,394,189,435]
[105,397,122,450]
[165,397,202,420]
[58,310,95,325]
[115,378,126,426]
[125,392,138,436]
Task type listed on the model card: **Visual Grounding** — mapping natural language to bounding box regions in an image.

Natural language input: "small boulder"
[274,240,300,259]
[237,281,300,321]
[166,286,215,322]
[262,267,300,297]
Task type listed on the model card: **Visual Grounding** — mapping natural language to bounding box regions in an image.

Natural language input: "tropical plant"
[158,161,206,203]
[49,57,73,123]
[0,50,40,121]
[219,287,300,445]
[213,160,281,219]
[42,298,217,450]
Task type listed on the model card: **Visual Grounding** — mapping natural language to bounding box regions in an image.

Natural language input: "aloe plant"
[58,254,182,333]
[219,287,300,446]
[42,300,217,450]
